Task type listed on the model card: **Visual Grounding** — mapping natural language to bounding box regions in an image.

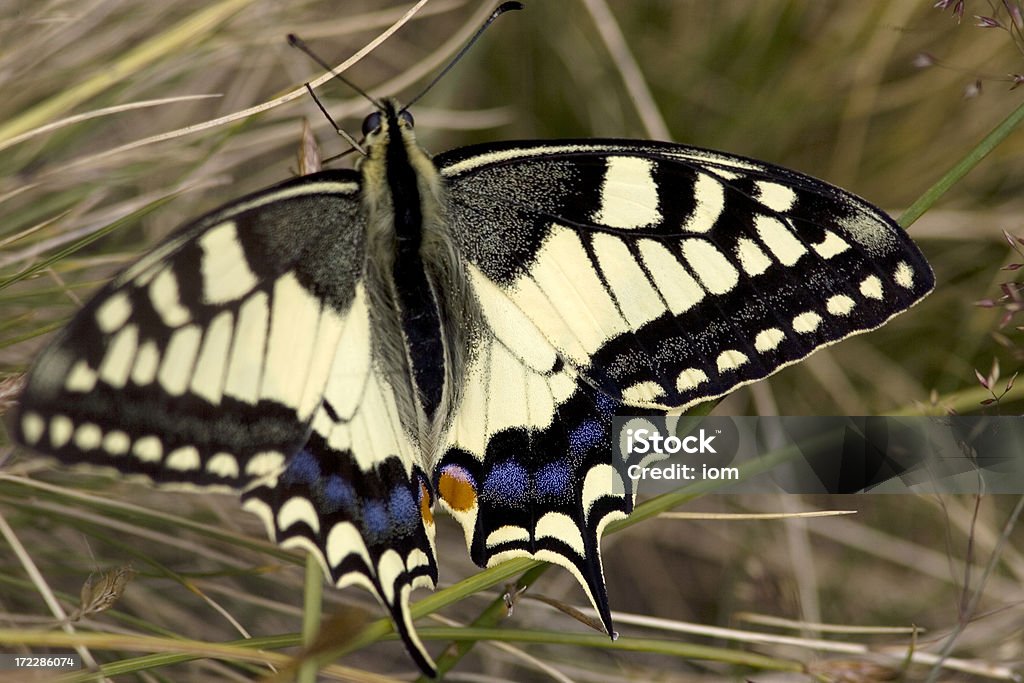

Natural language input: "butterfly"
[12,12,932,677]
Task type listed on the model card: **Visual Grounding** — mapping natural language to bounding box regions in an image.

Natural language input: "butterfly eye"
[399,109,415,127]
[362,111,383,136]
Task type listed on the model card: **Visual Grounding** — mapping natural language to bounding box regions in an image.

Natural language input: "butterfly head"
[359,98,416,156]
[357,97,441,207]
[361,99,414,139]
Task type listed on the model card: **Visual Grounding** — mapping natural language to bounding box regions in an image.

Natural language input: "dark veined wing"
[13,169,439,672]
[15,171,364,487]
[432,139,932,634]
[438,139,933,411]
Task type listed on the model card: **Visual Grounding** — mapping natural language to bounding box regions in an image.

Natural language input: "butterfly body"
[15,95,932,675]
[360,101,474,458]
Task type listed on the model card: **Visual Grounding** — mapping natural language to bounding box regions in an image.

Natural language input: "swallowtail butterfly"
[12,6,932,675]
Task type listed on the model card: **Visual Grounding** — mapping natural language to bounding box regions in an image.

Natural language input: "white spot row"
[622,271,918,405]
[18,410,281,479]
[668,285,884,394]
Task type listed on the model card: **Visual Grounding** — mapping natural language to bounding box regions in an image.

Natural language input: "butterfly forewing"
[438,140,933,411]
[15,173,366,487]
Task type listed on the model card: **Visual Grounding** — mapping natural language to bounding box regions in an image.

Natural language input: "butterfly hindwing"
[439,140,934,412]
[242,282,439,673]
[435,280,653,634]
[15,171,366,488]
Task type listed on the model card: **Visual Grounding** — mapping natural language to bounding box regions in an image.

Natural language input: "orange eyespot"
[437,466,477,512]
[419,482,434,526]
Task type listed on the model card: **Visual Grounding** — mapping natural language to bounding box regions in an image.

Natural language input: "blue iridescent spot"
[482,460,528,505]
[536,462,571,497]
[322,476,357,516]
[594,391,618,416]
[362,500,390,544]
[569,419,604,455]
[389,487,418,536]
[280,448,319,485]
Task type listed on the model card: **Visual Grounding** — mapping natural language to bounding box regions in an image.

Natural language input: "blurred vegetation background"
[1,0,1023,680]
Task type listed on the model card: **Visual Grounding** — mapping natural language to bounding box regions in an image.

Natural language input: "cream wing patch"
[158,324,202,396]
[756,215,806,266]
[638,239,705,314]
[95,292,132,334]
[682,239,738,294]
[468,263,556,373]
[445,331,568,460]
[259,273,321,408]
[510,225,628,364]
[754,328,786,352]
[592,233,665,330]
[189,311,234,403]
[756,181,798,212]
[736,238,772,276]
[224,291,269,403]
[198,222,259,304]
[681,173,725,233]
[593,156,661,229]
[131,341,160,386]
[98,324,138,389]
[318,284,417,474]
[149,267,191,327]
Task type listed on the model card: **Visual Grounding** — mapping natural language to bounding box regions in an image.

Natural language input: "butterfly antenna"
[288,33,375,155]
[288,34,381,108]
[402,1,524,111]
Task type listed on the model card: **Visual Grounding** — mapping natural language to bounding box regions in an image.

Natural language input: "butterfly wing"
[435,296,650,636]
[15,172,365,486]
[439,140,933,410]
[242,281,439,674]
[14,170,439,671]
[435,139,932,629]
